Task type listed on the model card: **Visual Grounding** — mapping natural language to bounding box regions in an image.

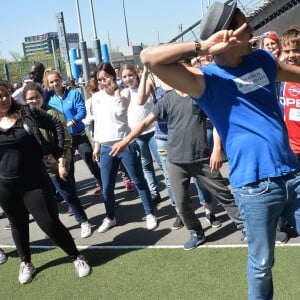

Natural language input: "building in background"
[22,32,79,57]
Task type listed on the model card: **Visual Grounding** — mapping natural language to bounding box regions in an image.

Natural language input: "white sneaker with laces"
[19,262,36,284]
[81,222,92,238]
[145,214,158,230]
[73,256,91,278]
[97,217,117,233]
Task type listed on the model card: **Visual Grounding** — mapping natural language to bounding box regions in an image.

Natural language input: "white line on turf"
[1,243,300,250]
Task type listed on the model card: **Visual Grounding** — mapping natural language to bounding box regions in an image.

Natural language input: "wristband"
[194,41,201,55]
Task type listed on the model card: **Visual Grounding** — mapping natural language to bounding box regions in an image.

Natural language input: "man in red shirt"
[280,26,300,160]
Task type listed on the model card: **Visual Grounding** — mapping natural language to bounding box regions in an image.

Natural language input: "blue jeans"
[192,177,212,205]
[50,173,88,224]
[136,131,160,194]
[100,142,154,220]
[233,173,300,300]
[155,138,175,205]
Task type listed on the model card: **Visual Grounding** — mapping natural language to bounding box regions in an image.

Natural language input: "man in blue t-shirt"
[139,1,300,300]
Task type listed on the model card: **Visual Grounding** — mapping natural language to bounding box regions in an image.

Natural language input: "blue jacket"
[48,88,86,135]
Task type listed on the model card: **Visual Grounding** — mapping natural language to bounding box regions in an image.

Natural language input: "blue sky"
[0,0,247,61]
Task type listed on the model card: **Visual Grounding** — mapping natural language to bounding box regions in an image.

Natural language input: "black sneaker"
[151,192,162,205]
[172,215,184,230]
[184,232,206,250]
[205,213,222,228]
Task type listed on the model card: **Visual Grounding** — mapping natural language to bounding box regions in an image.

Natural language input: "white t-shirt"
[122,87,155,135]
[92,90,130,145]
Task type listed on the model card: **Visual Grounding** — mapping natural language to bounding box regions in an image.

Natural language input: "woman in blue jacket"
[45,70,102,195]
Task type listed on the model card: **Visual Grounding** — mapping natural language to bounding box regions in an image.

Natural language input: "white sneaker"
[19,262,36,284]
[97,217,117,233]
[145,214,158,230]
[0,248,7,264]
[73,256,91,278]
[81,222,92,238]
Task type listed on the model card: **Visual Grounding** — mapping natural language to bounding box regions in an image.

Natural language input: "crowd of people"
[0,1,300,299]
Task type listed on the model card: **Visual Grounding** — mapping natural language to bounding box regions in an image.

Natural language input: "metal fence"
[0,58,67,85]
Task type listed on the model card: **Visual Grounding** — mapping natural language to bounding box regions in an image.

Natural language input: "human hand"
[92,150,99,162]
[202,23,250,55]
[109,140,128,156]
[43,154,57,164]
[210,149,223,173]
[58,165,68,181]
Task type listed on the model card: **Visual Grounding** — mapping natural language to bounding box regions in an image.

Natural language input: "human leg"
[136,132,159,195]
[121,142,157,230]
[24,179,91,279]
[188,160,243,229]
[50,174,92,238]
[193,177,221,228]
[121,142,154,216]
[233,179,286,300]
[119,161,134,191]
[167,162,204,233]
[0,179,31,262]
[73,133,102,187]
[23,171,80,258]
[50,174,88,224]
[282,173,300,235]
[155,138,175,205]
[98,146,120,232]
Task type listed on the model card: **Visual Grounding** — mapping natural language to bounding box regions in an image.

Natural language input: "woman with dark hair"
[92,62,157,233]
[23,82,92,239]
[0,80,90,284]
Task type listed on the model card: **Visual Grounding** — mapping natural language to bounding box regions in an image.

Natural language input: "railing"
[168,0,299,43]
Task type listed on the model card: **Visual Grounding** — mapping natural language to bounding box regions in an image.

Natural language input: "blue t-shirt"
[195,49,300,188]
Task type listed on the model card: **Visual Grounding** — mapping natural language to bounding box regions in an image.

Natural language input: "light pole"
[89,0,102,65]
[51,38,60,71]
[122,0,130,46]
[75,0,90,84]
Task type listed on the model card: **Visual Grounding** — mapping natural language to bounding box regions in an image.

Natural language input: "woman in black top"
[0,80,90,284]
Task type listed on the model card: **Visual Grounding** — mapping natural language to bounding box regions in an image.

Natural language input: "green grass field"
[1,247,300,300]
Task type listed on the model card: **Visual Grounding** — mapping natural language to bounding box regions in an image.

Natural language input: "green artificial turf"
[0,247,300,300]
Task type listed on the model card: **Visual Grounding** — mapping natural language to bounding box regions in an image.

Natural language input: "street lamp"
[89,0,102,65]
[122,0,130,46]
[75,0,90,84]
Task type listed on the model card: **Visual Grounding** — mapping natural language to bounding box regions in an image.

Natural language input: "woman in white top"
[120,64,162,204]
[92,62,157,233]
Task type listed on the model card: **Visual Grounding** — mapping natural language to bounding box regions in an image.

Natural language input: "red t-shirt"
[282,82,300,153]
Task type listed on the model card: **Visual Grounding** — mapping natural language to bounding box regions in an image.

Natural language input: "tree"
[8,51,22,62]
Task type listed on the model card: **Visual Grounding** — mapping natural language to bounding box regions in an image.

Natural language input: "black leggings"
[0,173,79,262]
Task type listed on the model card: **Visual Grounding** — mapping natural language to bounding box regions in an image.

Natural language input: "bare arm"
[136,66,155,105]
[109,113,157,156]
[140,23,249,99]
[210,127,223,172]
[276,61,300,83]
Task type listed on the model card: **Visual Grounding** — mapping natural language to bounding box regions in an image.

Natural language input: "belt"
[266,171,300,183]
